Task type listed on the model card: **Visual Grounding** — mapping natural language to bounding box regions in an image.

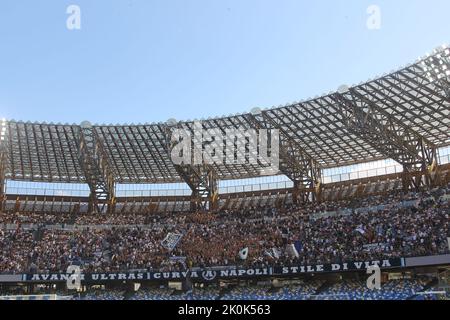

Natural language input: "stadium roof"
[1,46,449,185]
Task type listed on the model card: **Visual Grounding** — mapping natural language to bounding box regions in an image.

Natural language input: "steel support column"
[77,122,115,213]
[332,88,438,190]
[166,123,219,212]
[245,111,322,204]
[177,164,218,212]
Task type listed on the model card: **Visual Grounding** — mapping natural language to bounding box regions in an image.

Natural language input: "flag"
[169,256,187,267]
[161,233,183,251]
[272,248,281,259]
[355,225,366,235]
[239,247,249,260]
[285,244,299,258]
[263,250,274,260]
[294,240,303,253]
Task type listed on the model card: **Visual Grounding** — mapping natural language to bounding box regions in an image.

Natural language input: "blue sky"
[0,0,449,125]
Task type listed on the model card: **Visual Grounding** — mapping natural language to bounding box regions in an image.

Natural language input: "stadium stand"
[315,279,428,300]
[41,278,437,300]
[0,184,448,274]
[0,46,449,300]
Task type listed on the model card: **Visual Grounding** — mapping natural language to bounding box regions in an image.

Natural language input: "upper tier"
[1,47,450,184]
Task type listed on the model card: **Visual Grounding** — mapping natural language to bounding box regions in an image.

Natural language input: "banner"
[275,258,404,275]
[21,258,404,284]
[363,243,392,252]
[285,244,299,258]
[23,268,270,283]
[161,233,183,251]
[294,241,302,253]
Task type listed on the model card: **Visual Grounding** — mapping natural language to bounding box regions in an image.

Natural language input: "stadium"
[0,44,449,301]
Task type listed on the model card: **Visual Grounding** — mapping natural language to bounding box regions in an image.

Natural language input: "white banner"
[161,233,183,251]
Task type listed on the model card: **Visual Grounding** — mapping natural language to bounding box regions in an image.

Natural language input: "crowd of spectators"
[73,278,434,300]
[317,278,429,300]
[0,184,449,274]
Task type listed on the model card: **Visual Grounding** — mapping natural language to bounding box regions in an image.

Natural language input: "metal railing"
[4,153,449,198]
[322,164,403,184]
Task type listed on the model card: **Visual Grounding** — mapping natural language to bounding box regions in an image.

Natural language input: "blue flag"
[294,240,302,253]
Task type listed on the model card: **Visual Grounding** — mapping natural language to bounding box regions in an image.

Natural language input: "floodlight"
[166,118,177,126]
[250,107,262,115]
[337,85,349,94]
[80,121,92,129]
